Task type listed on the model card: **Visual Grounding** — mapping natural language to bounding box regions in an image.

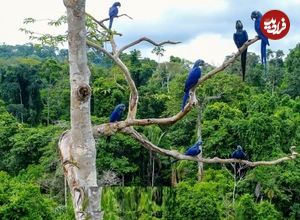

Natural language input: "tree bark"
[59,0,102,219]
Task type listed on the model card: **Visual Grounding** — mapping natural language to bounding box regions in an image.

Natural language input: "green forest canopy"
[0,43,299,219]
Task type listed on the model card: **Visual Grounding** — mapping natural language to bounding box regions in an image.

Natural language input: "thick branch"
[117,37,181,56]
[92,37,260,138]
[123,128,298,168]
[113,56,139,119]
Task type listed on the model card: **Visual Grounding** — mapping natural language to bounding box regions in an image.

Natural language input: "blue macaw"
[251,11,270,68]
[233,20,248,81]
[231,145,248,178]
[109,103,126,122]
[107,103,126,142]
[231,145,247,160]
[171,140,202,164]
[181,59,204,111]
[108,2,121,30]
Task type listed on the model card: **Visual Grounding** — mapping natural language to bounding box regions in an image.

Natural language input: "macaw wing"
[254,20,269,45]
[109,6,118,17]
[233,33,239,48]
[254,19,260,33]
[231,151,236,158]
[109,111,117,122]
[184,68,201,92]
[243,30,249,42]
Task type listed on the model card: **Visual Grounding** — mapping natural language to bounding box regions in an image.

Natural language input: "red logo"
[260,10,290,40]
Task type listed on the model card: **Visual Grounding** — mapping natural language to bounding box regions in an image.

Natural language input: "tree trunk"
[47,87,50,125]
[59,0,102,219]
[171,167,178,186]
[197,107,204,181]
[151,152,155,187]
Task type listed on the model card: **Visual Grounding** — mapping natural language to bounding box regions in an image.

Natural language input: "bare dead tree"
[58,3,299,219]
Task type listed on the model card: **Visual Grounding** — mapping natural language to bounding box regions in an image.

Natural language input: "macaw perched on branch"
[233,20,248,81]
[251,11,270,68]
[109,2,121,29]
[171,140,202,164]
[181,59,204,111]
[231,145,248,178]
[231,145,247,160]
[107,103,126,142]
[109,103,126,122]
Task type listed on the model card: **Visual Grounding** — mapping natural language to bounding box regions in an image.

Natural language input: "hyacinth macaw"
[107,103,126,142]
[231,145,248,177]
[251,11,270,68]
[171,140,202,164]
[109,103,126,122]
[231,145,247,160]
[108,2,121,29]
[181,59,204,111]
[233,20,249,81]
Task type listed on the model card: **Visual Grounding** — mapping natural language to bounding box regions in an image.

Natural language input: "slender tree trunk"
[171,167,177,186]
[197,107,204,181]
[232,167,237,204]
[18,84,24,123]
[47,87,50,125]
[151,152,155,187]
[167,74,170,93]
[59,0,102,219]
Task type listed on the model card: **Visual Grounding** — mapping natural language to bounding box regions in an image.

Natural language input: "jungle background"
[0,43,299,219]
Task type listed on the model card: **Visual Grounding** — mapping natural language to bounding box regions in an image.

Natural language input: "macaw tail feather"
[241,49,247,81]
[181,91,189,112]
[109,18,113,29]
[261,41,267,67]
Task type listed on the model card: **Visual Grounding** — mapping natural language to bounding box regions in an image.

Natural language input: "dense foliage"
[0,43,299,219]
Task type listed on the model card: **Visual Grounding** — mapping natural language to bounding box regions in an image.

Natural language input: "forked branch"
[92,37,260,138]
[117,37,181,56]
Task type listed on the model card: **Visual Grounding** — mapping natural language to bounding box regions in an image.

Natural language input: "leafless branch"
[88,34,299,169]
[98,13,133,25]
[123,128,298,167]
[113,56,139,119]
[195,37,259,88]
[87,39,139,118]
[117,37,181,56]
[92,38,259,138]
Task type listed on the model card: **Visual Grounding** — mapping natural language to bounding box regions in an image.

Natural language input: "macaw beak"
[251,12,256,20]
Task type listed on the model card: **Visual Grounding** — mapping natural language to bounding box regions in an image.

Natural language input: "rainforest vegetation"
[0,43,299,219]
